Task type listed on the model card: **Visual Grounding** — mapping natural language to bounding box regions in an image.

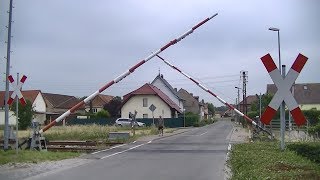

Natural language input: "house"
[121,83,182,118]
[151,74,184,111]
[238,95,258,113]
[0,90,85,125]
[0,90,46,125]
[42,93,85,124]
[267,83,320,110]
[84,94,113,113]
[177,88,206,119]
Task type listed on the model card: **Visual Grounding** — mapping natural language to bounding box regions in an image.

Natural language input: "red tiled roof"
[42,93,84,109]
[0,90,41,107]
[123,83,182,113]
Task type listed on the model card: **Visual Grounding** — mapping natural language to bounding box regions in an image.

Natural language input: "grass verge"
[229,142,320,179]
[0,150,80,165]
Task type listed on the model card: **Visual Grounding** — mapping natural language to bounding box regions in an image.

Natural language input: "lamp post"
[269,27,285,150]
[183,109,186,127]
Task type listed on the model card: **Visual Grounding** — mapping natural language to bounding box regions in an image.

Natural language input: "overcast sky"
[0,0,319,107]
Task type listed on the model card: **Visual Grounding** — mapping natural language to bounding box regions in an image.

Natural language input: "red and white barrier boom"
[156,55,271,135]
[39,13,218,134]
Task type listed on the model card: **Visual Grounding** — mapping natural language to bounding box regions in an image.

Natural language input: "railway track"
[46,141,124,152]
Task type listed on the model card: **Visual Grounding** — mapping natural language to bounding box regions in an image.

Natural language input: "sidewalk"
[227,123,250,143]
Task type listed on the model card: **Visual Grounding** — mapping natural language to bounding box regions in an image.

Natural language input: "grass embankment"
[229,142,320,179]
[0,150,79,165]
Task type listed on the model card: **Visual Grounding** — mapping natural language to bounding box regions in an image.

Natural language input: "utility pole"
[241,71,248,127]
[4,0,14,150]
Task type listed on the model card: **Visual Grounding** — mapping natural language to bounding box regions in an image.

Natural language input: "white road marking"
[132,141,137,144]
[148,140,152,144]
[91,144,126,155]
[100,143,146,159]
[199,131,208,136]
[179,131,208,137]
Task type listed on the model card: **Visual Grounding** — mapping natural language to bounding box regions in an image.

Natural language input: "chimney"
[190,93,193,96]
[160,74,163,78]
[194,96,199,101]
[174,88,177,92]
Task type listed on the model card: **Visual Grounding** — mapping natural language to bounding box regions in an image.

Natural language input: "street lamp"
[268,27,281,73]
[269,27,285,150]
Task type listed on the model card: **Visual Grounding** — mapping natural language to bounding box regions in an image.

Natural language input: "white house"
[151,74,184,111]
[121,83,182,119]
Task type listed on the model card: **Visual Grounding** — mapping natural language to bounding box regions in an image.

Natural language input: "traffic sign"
[7,75,27,106]
[260,53,308,126]
[149,104,156,112]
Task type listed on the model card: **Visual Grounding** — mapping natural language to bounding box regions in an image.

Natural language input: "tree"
[207,103,215,116]
[104,96,122,117]
[96,109,110,118]
[249,93,276,118]
[10,100,35,130]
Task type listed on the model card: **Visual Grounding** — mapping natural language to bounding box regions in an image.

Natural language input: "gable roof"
[123,83,182,113]
[267,83,320,104]
[87,94,114,107]
[151,74,181,100]
[42,93,83,109]
[239,95,258,105]
[0,90,41,107]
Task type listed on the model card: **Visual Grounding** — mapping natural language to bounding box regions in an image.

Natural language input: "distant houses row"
[0,73,210,125]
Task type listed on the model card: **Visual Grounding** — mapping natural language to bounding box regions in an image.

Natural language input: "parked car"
[115,118,145,127]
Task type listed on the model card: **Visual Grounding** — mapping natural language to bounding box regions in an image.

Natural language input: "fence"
[55,117,184,128]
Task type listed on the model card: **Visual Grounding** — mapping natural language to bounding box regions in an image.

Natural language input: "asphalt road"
[29,120,234,180]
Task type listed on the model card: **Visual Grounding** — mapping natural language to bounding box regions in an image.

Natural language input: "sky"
[0,0,319,107]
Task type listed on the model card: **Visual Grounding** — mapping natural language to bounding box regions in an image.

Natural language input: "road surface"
[29,120,234,180]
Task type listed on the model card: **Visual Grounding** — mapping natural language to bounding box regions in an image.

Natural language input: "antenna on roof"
[158,67,160,75]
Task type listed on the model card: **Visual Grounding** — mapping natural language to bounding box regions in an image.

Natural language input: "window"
[143,114,148,118]
[143,98,148,107]
[93,108,98,113]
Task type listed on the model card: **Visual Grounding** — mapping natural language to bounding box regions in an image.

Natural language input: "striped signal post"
[260,53,308,126]
[156,55,271,135]
[7,75,27,106]
[39,13,218,134]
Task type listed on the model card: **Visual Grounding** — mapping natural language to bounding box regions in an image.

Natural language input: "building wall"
[152,79,184,111]
[121,95,172,118]
[0,110,16,125]
[300,104,320,110]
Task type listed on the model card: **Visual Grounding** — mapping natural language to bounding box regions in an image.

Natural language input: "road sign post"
[149,104,156,125]
[7,73,27,153]
[260,53,308,150]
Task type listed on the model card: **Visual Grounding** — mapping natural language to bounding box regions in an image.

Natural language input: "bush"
[303,109,320,126]
[287,142,320,164]
[185,112,199,127]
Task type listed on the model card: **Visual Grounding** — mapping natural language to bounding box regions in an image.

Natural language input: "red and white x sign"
[260,53,308,126]
[7,75,27,106]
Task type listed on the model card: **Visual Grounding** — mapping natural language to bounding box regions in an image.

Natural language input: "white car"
[115,118,145,127]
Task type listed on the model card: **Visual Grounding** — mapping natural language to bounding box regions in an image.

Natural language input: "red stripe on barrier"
[7,98,14,105]
[226,103,234,110]
[243,114,254,123]
[70,101,85,113]
[173,66,181,72]
[160,39,178,51]
[20,75,27,83]
[19,98,26,106]
[42,121,57,133]
[290,107,306,126]
[291,53,308,73]
[8,75,14,83]
[261,106,277,125]
[189,78,199,85]
[129,60,146,73]
[207,90,217,97]
[99,81,115,93]
[261,54,277,73]
[192,18,209,30]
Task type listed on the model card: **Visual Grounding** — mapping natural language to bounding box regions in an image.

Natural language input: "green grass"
[229,142,320,179]
[0,150,80,165]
